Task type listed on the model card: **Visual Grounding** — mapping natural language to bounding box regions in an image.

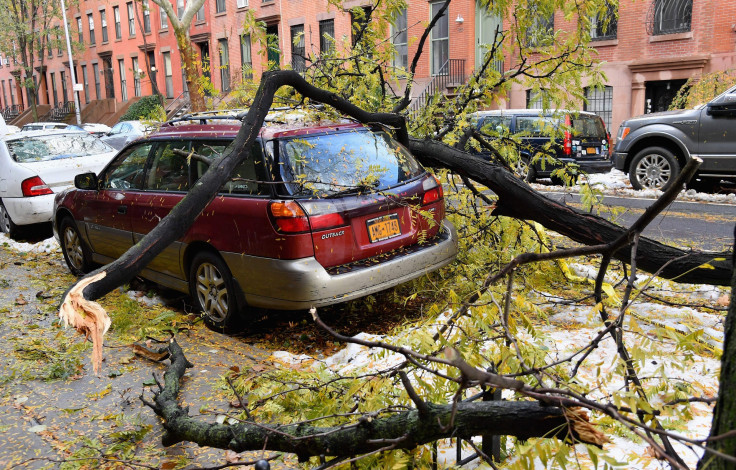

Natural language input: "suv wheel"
[629,147,681,191]
[189,251,243,333]
[60,217,94,275]
[0,201,19,239]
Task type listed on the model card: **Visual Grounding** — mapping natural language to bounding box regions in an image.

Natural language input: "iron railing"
[408,58,466,115]
[1,104,23,121]
[591,1,618,40]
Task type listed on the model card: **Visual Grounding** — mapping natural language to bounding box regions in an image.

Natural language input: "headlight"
[617,126,630,141]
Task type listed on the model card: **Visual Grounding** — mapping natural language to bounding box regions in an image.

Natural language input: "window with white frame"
[160,6,167,29]
[143,0,151,33]
[118,58,128,101]
[88,14,96,45]
[218,39,230,91]
[114,7,122,39]
[240,34,252,79]
[290,25,305,72]
[100,10,108,42]
[429,2,448,75]
[392,8,407,69]
[127,2,135,36]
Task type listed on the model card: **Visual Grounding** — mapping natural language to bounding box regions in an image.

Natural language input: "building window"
[88,14,96,45]
[92,63,101,99]
[218,39,230,92]
[9,80,15,106]
[266,24,280,70]
[177,0,184,19]
[47,34,53,58]
[584,85,613,130]
[100,10,108,42]
[429,1,448,75]
[196,4,205,22]
[240,34,252,79]
[113,7,122,39]
[391,9,407,69]
[290,25,305,72]
[118,59,128,101]
[49,72,58,106]
[160,6,167,29]
[127,2,135,37]
[56,32,63,55]
[350,6,371,46]
[143,0,151,33]
[132,57,141,96]
[82,65,89,103]
[163,51,173,98]
[526,7,554,47]
[1,81,7,107]
[651,0,692,35]
[60,70,68,103]
[236,0,248,8]
[526,89,548,109]
[591,1,617,40]
[76,17,83,43]
[319,19,334,54]
[216,0,226,14]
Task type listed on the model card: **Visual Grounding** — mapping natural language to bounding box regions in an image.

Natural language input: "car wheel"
[629,147,681,191]
[60,217,94,275]
[189,251,243,333]
[0,201,19,239]
[513,158,536,183]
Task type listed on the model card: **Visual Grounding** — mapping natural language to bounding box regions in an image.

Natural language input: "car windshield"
[6,133,114,163]
[276,129,424,197]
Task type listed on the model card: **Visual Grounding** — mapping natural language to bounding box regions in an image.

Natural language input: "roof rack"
[163,109,249,126]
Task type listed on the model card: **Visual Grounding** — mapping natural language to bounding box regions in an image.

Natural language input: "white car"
[0,130,117,238]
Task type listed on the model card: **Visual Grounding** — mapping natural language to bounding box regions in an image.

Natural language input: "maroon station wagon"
[53,115,458,331]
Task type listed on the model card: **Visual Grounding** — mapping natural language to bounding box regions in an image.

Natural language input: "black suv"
[473,109,612,183]
[613,84,736,192]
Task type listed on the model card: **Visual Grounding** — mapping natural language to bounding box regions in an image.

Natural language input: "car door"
[697,95,736,174]
[82,142,153,260]
[129,140,191,278]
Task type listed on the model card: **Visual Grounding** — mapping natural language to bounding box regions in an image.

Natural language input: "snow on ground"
[0,232,60,254]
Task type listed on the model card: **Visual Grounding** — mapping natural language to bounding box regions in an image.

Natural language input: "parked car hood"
[624,107,702,125]
[17,151,116,192]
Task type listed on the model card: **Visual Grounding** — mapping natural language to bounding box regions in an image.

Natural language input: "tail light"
[22,176,53,197]
[563,114,572,156]
[269,200,348,233]
[606,132,612,157]
[422,175,443,205]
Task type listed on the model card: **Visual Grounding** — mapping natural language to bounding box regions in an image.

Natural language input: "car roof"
[3,129,89,141]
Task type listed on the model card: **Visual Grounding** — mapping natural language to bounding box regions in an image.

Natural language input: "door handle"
[118,205,127,215]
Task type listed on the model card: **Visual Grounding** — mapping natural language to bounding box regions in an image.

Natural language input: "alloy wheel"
[195,262,229,323]
[634,153,671,189]
[0,205,10,233]
[63,226,85,272]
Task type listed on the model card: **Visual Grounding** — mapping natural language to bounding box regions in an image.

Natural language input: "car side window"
[479,116,512,136]
[101,143,153,190]
[109,123,123,135]
[146,141,191,192]
[515,116,557,137]
[191,140,269,196]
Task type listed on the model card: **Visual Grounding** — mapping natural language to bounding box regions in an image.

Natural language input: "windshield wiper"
[323,181,379,199]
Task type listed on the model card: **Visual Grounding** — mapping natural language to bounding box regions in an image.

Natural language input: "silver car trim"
[222,220,458,310]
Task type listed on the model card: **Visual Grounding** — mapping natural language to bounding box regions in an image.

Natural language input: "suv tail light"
[563,114,572,156]
[21,176,53,197]
[269,200,348,233]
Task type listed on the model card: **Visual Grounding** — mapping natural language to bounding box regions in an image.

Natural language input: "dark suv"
[473,109,612,183]
[613,84,736,192]
[53,113,458,331]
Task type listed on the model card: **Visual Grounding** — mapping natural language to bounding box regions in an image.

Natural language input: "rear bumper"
[2,194,54,226]
[222,220,458,310]
[534,158,613,177]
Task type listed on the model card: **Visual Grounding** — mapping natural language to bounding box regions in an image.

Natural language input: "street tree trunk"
[175,30,205,112]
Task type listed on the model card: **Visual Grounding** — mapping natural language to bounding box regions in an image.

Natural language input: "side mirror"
[706,93,736,116]
[75,172,99,190]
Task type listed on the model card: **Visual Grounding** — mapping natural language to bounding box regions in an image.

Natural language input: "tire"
[629,147,681,191]
[514,157,536,183]
[60,217,94,275]
[0,201,19,239]
[189,251,243,333]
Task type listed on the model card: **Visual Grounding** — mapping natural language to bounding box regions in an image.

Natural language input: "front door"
[103,56,115,99]
[644,79,686,114]
[475,2,502,72]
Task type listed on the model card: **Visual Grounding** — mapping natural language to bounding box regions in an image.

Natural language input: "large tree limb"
[143,339,602,459]
[408,138,732,286]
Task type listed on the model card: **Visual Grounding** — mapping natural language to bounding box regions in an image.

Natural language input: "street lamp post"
[59,0,82,126]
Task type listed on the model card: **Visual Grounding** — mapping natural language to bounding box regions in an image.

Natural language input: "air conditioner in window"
[236,0,248,8]
[3,58,8,66]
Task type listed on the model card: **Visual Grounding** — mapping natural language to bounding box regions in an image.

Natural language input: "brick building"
[0,0,734,135]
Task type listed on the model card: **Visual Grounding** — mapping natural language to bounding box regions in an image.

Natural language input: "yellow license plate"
[367,214,401,243]
[586,147,597,154]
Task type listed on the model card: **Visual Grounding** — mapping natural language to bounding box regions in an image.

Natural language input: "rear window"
[570,114,606,137]
[275,129,424,197]
[6,133,113,163]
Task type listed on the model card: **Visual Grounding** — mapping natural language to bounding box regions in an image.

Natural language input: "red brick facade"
[0,0,734,135]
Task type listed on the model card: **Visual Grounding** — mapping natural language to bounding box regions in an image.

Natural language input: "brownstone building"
[0,0,734,136]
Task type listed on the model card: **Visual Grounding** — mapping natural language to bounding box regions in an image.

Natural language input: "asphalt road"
[539,191,735,252]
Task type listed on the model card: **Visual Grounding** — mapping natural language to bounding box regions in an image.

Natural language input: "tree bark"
[146,339,600,459]
[698,226,736,470]
[176,30,205,112]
